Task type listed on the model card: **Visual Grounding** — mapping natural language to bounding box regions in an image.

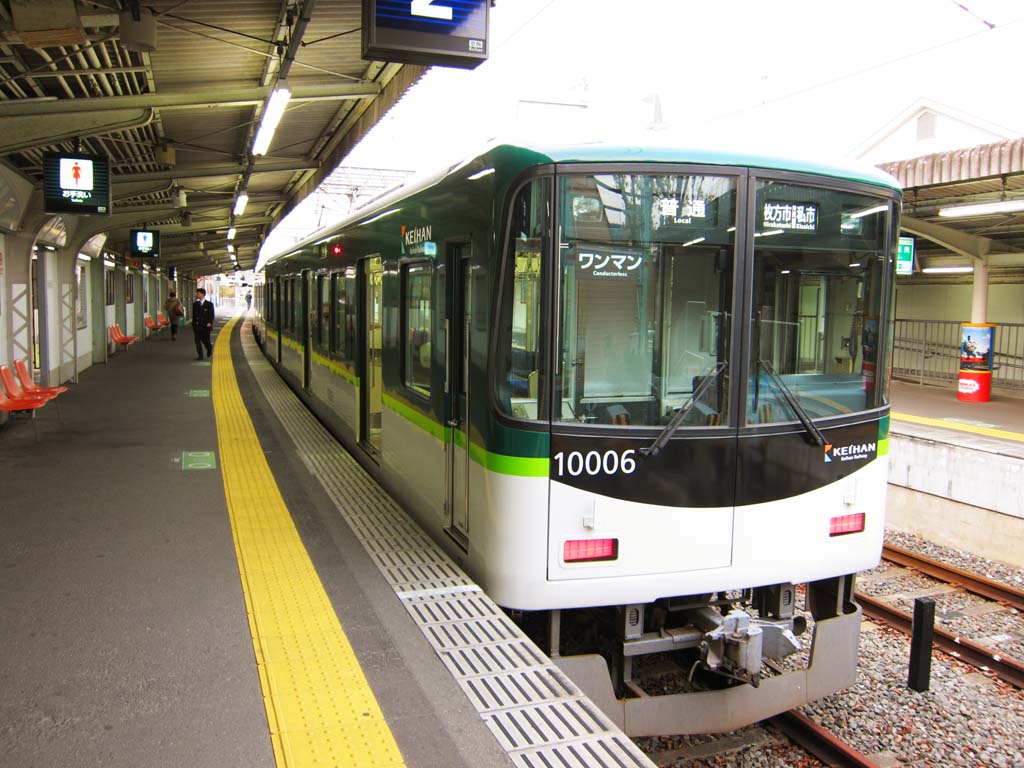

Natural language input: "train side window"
[402,261,433,396]
[496,177,550,421]
[330,272,342,355]
[343,266,357,364]
[316,274,330,351]
[291,278,302,333]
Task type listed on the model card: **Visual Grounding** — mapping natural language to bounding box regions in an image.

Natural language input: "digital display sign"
[129,229,159,259]
[363,0,488,69]
[897,236,915,275]
[763,201,818,232]
[42,153,111,215]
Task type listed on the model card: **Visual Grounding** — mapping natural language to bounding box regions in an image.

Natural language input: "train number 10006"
[552,449,637,477]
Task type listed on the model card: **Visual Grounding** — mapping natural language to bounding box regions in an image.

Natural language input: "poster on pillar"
[958,323,995,402]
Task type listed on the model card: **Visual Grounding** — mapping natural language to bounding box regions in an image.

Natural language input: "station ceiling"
[880,138,1024,280]
[0,0,424,275]
[0,1,1022,282]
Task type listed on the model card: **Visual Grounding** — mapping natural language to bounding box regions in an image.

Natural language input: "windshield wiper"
[641,362,727,458]
[756,360,826,446]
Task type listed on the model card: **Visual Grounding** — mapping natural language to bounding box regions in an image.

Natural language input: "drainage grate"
[242,327,654,768]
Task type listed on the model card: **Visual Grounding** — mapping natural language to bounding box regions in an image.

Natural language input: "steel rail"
[768,710,879,768]
[882,543,1024,611]
[856,592,1024,689]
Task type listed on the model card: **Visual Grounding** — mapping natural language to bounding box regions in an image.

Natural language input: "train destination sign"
[763,201,818,232]
[42,152,111,215]
[362,0,489,69]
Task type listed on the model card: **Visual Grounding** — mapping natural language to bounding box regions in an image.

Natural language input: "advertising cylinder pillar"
[957,323,995,402]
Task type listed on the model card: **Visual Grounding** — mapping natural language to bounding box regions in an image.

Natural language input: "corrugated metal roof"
[877,137,1024,270]
[0,0,423,274]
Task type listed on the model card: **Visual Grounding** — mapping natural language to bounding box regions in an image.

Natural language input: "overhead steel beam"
[901,215,993,261]
[109,159,318,186]
[0,81,380,117]
[0,108,153,153]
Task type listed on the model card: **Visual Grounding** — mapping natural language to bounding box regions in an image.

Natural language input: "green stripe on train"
[381,393,549,477]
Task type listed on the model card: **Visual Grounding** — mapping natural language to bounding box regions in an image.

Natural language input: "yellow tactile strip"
[892,410,1024,443]
[211,315,406,768]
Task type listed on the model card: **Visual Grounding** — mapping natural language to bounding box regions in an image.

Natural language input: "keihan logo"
[824,442,877,463]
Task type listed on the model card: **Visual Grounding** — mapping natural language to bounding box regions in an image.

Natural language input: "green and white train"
[254,140,901,733]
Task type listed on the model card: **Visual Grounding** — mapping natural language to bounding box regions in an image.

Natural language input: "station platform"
[888,379,1024,568]
[0,312,653,768]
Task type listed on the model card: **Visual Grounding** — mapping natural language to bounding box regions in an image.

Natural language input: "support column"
[3,231,36,370]
[970,261,989,324]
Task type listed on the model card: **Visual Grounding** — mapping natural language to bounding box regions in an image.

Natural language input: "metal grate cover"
[242,325,655,768]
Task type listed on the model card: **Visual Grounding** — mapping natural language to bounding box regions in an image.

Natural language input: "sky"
[261,0,1024,256]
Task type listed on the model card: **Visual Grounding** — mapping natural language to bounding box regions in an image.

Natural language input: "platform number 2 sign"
[411,0,452,20]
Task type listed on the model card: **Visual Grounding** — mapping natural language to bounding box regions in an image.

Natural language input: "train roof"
[507,139,902,190]
[258,139,900,271]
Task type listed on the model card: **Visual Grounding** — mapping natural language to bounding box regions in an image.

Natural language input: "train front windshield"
[499,169,896,429]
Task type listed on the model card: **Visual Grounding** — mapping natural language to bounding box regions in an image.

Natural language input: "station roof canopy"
[880,137,1024,278]
[0,0,426,274]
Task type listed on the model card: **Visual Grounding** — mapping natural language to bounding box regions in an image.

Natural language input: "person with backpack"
[163,290,184,340]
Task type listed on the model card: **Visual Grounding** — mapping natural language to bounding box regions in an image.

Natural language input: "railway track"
[856,544,1024,689]
[767,710,879,768]
[881,543,1024,610]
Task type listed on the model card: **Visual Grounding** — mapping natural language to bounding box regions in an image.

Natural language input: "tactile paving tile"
[241,321,655,768]
[212,317,406,768]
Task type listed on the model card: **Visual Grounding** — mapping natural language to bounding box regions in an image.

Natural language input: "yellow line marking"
[891,411,1024,443]
[211,315,406,768]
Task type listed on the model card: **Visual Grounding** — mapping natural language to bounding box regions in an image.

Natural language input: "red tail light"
[829,513,866,537]
[563,538,618,563]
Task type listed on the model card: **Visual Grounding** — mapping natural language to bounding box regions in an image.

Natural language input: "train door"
[274,277,283,363]
[444,243,472,546]
[302,269,312,388]
[360,256,383,457]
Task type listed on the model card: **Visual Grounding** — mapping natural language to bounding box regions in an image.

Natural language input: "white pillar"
[970,262,989,324]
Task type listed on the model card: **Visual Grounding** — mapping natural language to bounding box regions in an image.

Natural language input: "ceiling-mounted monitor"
[130,228,159,259]
[362,0,488,70]
[42,153,111,215]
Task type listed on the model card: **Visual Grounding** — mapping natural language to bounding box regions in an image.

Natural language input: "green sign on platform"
[897,236,914,275]
[187,389,210,398]
[182,451,216,470]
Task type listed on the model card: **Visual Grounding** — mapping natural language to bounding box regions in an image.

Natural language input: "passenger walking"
[245,291,253,311]
[163,290,184,340]
[192,288,215,360]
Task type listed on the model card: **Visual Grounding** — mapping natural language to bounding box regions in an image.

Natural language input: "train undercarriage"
[514,574,861,735]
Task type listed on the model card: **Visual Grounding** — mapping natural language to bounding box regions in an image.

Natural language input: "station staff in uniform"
[192,288,215,360]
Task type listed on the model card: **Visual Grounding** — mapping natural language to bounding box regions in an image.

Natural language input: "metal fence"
[892,319,1024,391]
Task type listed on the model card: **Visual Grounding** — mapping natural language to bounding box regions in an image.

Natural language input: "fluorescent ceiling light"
[849,262,861,267]
[226,227,236,240]
[682,237,706,247]
[252,82,291,156]
[921,266,974,274]
[233,193,249,216]
[467,167,495,181]
[754,229,784,238]
[938,199,1024,218]
[227,244,234,253]
[848,204,888,219]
